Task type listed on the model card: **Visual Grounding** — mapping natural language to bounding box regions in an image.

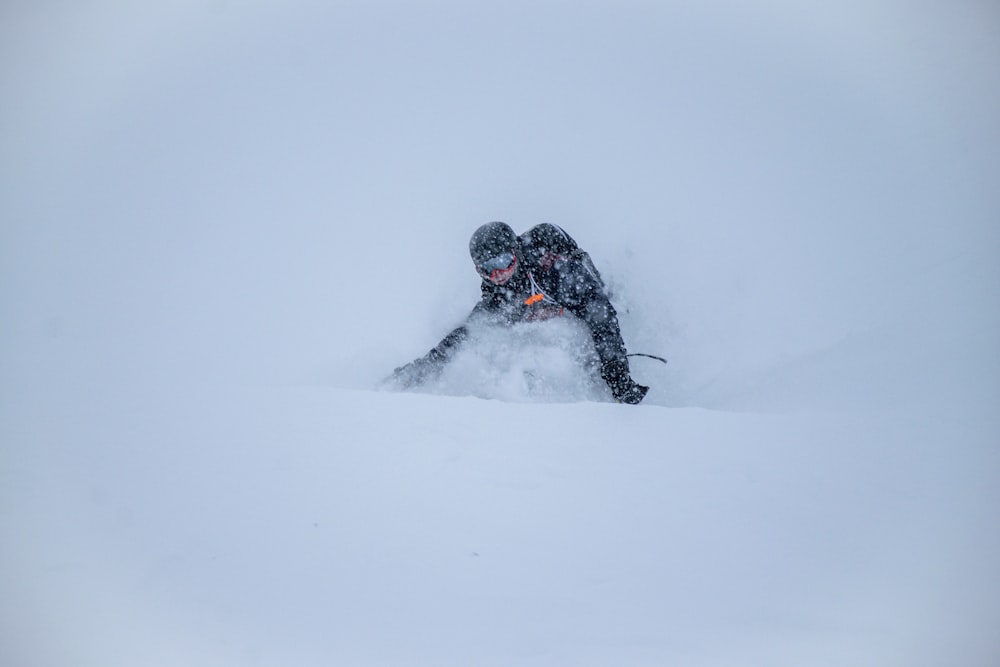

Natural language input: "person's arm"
[389,290,502,389]
[557,262,648,404]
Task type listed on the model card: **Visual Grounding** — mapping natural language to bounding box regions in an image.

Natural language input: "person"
[391,221,649,404]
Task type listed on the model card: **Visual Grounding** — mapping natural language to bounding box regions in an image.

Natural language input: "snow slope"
[3,384,997,667]
[2,2,999,666]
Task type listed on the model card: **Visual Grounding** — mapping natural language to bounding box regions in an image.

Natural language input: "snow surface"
[2,2,999,666]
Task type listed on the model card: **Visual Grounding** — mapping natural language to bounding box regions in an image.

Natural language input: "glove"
[601,359,649,405]
[390,357,439,389]
[391,361,422,389]
[389,327,465,390]
[614,380,649,404]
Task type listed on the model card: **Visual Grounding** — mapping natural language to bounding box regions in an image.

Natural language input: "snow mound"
[405,318,611,403]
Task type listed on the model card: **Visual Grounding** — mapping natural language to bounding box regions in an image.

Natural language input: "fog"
[2,1,996,400]
[2,1,999,665]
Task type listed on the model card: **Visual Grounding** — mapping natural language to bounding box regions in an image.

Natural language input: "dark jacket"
[395,224,647,403]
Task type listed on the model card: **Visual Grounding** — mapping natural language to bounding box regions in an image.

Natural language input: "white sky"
[1,0,998,397]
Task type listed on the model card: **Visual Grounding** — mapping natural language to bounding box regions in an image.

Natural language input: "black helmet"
[469,221,521,284]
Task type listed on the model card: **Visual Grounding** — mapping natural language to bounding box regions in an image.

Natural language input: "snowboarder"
[390,221,649,404]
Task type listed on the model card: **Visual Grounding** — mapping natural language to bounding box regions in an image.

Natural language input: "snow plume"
[2,2,999,666]
[412,318,609,403]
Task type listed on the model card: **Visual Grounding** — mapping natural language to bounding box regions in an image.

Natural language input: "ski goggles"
[477,252,517,284]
